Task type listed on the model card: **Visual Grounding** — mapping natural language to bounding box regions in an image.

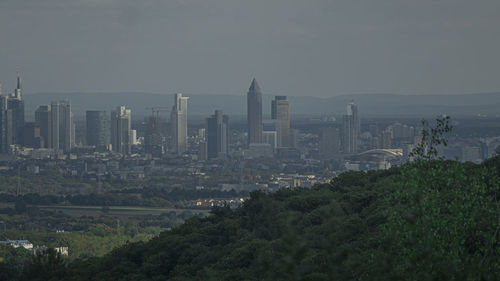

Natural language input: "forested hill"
[10,158,500,281]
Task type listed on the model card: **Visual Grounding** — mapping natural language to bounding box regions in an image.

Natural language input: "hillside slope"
[15,158,500,281]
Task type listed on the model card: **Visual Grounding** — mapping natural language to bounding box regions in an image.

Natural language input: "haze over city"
[1,0,500,96]
[2,2,500,280]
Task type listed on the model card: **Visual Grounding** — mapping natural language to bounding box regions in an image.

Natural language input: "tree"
[409,115,453,161]
[21,248,67,281]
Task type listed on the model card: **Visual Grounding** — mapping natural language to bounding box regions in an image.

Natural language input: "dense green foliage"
[0,245,31,280]
[0,169,248,209]
[4,157,500,280]
[0,208,201,261]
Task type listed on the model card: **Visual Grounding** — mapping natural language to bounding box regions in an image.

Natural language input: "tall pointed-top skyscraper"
[171,93,189,155]
[247,78,263,145]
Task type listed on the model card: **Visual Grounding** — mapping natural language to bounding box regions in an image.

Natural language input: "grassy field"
[38,205,210,217]
[0,203,210,217]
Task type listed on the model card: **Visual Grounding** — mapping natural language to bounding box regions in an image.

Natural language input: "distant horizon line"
[22,91,500,99]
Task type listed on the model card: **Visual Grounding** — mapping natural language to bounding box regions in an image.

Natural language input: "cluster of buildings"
[0,76,294,162]
[0,239,68,256]
[0,74,192,157]
[0,74,411,175]
[0,74,494,178]
[0,75,76,154]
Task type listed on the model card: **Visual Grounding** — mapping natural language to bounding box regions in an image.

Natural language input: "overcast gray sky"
[0,0,499,97]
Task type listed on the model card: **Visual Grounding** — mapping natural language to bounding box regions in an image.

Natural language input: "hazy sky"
[0,0,499,97]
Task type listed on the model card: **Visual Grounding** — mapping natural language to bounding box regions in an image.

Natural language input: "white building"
[171,93,189,155]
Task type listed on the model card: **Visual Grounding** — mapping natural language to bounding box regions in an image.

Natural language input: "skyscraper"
[247,78,263,145]
[86,110,110,150]
[49,101,75,152]
[111,106,132,154]
[0,87,8,153]
[35,105,51,148]
[342,102,359,154]
[271,96,290,147]
[0,74,25,152]
[7,74,24,146]
[206,110,229,159]
[145,115,164,158]
[22,122,40,148]
[347,102,360,136]
[7,97,24,145]
[171,93,189,155]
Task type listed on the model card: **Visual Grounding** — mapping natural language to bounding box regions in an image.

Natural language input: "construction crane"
[146,107,170,130]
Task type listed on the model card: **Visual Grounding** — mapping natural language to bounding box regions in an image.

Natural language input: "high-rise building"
[86,110,110,150]
[145,116,163,157]
[130,130,137,145]
[0,74,26,152]
[22,122,41,148]
[247,78,263,145]
[271,96,290,147]
[342,102,359,154]
[347,102,360,136]
[0,93,9,153]
[35,105,51,148]
[49,102,59,150]
[49,101,75,152]
[7,98,24,146]
[319,127,340,160]
[0,81,6,153]
[111,106,132,154]
[206,110,229,159]
[199,141,208,161]
[171,93,189,155]
[3,75,25,147]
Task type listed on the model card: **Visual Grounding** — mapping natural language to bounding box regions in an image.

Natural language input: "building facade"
[111,106,132,154]
[86,110,110,150]
[271,96,290,147]
[247,78,263,145]
[49,101,75,152]
[342,102,359,154]
[206,110,229,159]
[171,93,189,155]
[35,105,51,148]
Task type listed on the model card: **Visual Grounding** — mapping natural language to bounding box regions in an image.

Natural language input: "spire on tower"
[248,78,262,93]
[17,73,22,90]
[13,72,22,100]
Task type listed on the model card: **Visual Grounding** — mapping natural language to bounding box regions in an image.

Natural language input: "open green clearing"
[37,205,209,217]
